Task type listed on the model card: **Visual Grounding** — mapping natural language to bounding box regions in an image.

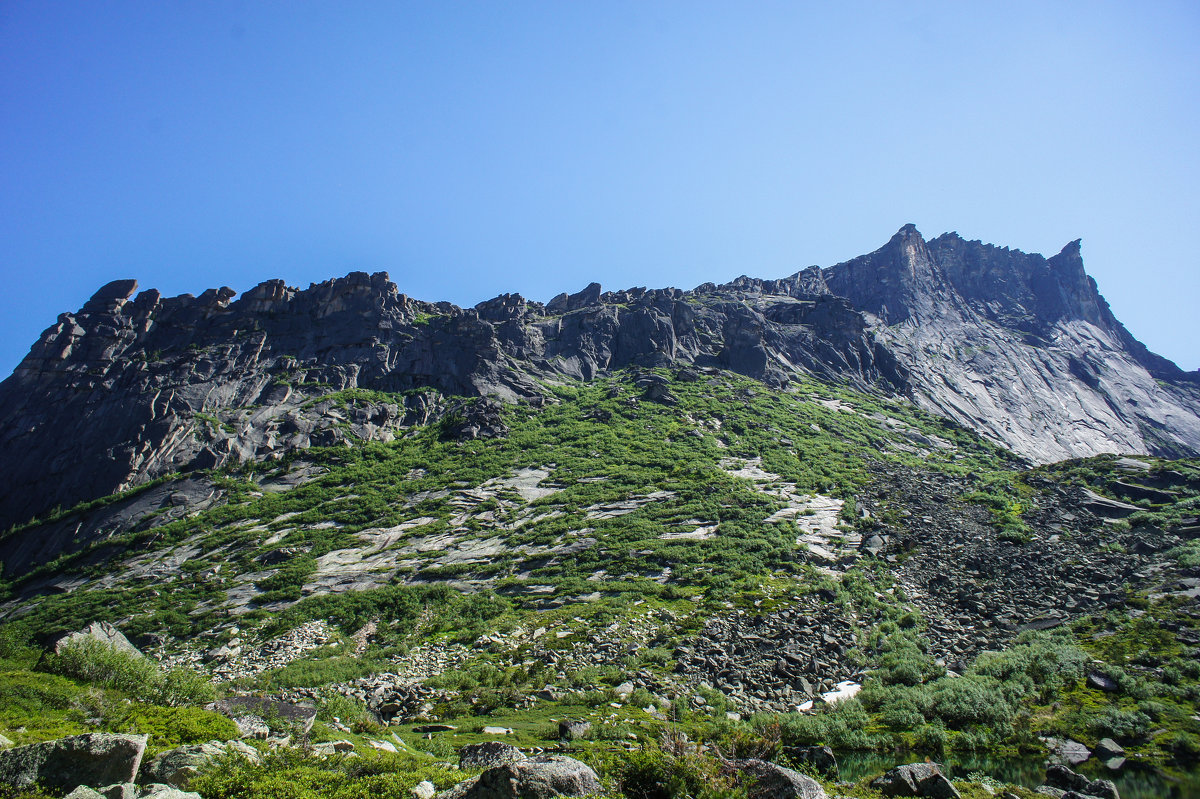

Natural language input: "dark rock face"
[213,696,316,734]
[0,733,147,791]
[1,226,1197,532]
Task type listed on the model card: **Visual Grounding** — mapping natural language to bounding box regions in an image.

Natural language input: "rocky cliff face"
[0,226,1196,529]
[825,225,1200,462]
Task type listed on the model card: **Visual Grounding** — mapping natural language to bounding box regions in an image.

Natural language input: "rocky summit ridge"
[1,225,1196,531]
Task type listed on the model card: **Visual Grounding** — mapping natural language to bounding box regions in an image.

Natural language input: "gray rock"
[460,741,527,770]
[0,733,12,749]
[140,786,204,799]
[0,733,147,791]
[412,781,436,799]
[784,745,838,778]
[1086,673,1119,693]
[54,621,143,658]
[869,762,961,798]
[1046,738,1092,766]
[730,758,827,799]
[96,784,138,799]
[1093,738,1124,760]
[311,740,356,756]
[64,789,104,799]
[463,755,602,799]
[1041,764,1119,799]
[557,720,591,741]
[481,726,513,736]
[231,715,270,739]
[142,740,260,788]
[215,696,317,734]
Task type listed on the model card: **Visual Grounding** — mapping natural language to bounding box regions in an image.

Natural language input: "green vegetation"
[0,370,1197,796]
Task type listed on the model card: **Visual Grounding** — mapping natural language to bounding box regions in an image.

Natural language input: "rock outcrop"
[0,226,1196,535]
[0,733,147,792]
[869,762,960,798]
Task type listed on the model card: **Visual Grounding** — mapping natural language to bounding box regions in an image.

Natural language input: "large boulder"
[1045,738,1092,766]
[557,720,591,741]
[870,763,960,798]
[0,733,147,791]
[141,740,260,788]
[54,622,143,658]
[462,755,602,799]
[214,696,317,734]
[728,758,827,799]
[783,745,837,778]
[460,741,527,770]
[1040,764,1119,799]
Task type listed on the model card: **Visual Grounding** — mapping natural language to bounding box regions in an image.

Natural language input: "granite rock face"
[0,226,1197,533]
[826,226,1200,463]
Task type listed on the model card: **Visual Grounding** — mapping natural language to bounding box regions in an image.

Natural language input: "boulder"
[97,784,138,799]
[54,622,143,658]
[412,781,436,799]
[0,733,147,791]
[1086,673,1119,693]
[65,789,104,799]
[557,720,591,741]
[0,733,12,750]
[463,755,602,799]
[729,758,827,799]
[231,715,270,739]
[1046,738,1092,766]
[142,740,260,787]
[869,762,961,798]
[311,740,356,756]
[784,745,837,778]
[215,696,317,734]
[481,726,513,736]
[140,786,203,799]
[460,741,527,770]
[1040,764,1119,799]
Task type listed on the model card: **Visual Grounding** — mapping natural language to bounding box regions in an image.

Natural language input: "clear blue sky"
[2,1,1197,375]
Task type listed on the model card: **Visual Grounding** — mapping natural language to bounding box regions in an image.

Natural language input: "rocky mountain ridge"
[1,225,1197,530]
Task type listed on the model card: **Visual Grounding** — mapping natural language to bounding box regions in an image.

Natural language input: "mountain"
[0,225,1197,532]
[0,228,1198,796]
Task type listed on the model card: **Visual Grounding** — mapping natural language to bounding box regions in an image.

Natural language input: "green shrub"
[615,747,745,799]
[192,747,462,799]
[118,705,239,748]
[317,694,370,725]
[926,676,1013,730]
[42,637,212,707]
[1090,706,1151,740]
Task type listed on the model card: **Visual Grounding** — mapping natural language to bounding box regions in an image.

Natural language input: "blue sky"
[2,1,1197,374]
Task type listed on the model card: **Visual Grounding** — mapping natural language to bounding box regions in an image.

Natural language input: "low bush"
[42,637,213,707]
[1090,706,1152,740]
[117,705,239,748]
[614,746,745,799]
[191,747,462,799]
